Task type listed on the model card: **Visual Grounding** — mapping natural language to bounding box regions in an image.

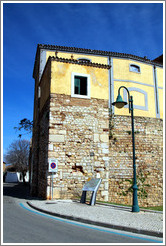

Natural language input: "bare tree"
[4,139,30,183]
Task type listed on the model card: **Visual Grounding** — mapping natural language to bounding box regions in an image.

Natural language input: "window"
[77,58,91,63]
[74,76,87,95]
[129,64,141,73]
[71,73,90,98]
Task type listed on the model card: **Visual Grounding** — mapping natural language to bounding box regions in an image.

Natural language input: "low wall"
[109,115,163,207]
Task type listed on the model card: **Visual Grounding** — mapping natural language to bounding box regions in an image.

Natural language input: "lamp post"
[112,86,140,212]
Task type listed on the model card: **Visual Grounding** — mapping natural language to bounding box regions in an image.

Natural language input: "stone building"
[30,44,163,207]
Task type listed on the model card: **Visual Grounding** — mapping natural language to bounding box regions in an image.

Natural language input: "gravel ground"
[28,200,163,233]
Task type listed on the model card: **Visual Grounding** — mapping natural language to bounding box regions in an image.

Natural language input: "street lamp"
[112,86,140,212]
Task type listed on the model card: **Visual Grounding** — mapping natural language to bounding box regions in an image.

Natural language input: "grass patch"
[140,206,163,211]
[96,200,131,207]
[75,197,163,211]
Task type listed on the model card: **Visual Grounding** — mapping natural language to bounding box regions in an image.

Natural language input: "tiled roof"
[49,56,111,69]
[37,44,162,65]
[33,44,163,78]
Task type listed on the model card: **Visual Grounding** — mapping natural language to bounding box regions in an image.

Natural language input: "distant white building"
[4,171,29,183]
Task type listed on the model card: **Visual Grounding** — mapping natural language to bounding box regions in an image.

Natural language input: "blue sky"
[2,1,163,156]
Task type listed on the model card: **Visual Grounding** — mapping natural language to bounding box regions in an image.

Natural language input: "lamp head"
[112,94,127,108]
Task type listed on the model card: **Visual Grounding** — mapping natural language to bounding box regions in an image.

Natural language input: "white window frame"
[71,72,91,99]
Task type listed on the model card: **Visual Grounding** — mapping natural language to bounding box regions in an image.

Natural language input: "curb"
[27,201,163,238]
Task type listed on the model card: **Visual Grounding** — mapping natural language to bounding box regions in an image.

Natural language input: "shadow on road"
[3,182,43,201]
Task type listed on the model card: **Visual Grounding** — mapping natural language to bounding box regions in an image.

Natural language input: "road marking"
[19,203,163,243]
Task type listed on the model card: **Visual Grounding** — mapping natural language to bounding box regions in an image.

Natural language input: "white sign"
[48,159,58,172]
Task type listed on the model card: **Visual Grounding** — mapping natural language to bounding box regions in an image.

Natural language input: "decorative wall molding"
[123,87,148,111]
[114,79,154,88]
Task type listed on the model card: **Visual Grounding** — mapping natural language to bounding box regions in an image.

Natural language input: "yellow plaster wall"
[39,52,163,118]
[113,58,154,85]
[156,67,163,119]
[158,89,163,119]
[50,61,109,100]
[112,58,163,118]
[46,51,108,65]
[156,67,163,87]
[113,80,156,118]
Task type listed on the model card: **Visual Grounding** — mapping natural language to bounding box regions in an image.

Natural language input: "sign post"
[48,159,58,200]
[52,171,54,200]
[80,178,102,205]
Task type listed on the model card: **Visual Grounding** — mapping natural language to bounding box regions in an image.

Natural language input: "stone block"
[104,182,109,190]
[101,191,108,196]
[104,161,109,167]
[53,189,61,199]
[49,135,65,142]
[100,134,109,143]
[96,173,101,178]
[102,148,109,154]
[59,130,67,135]
[49,144,54,150]
[102,122,109,128]
[94,134,99,142]
[103,195,108,202]
[94,161,100,167]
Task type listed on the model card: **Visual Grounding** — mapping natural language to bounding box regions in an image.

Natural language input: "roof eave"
[33,44,163,76]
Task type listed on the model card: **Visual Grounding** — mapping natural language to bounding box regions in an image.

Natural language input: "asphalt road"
[3,183,163,244]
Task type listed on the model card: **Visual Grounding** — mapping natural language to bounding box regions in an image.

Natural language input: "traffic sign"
[51,162,56,169]
[48,159,58,172]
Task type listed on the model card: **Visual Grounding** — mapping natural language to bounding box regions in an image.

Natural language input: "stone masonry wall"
[32,93,163,207]
[109,115,163,207]
[31,98,50,199]
[37,100,50,198]
[47,93,110,201]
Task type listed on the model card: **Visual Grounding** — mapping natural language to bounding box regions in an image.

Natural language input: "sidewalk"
[27,200,163,238]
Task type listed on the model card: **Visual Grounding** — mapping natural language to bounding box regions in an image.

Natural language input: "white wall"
[5,172,19,183]
[5,171,29,183]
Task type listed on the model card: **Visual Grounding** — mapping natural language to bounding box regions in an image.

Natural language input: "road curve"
[3,183,163,244]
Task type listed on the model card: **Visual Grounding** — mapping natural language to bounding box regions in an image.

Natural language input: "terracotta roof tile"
[49,56,111,69]
[37,44,162,65]
[33,44,163,78]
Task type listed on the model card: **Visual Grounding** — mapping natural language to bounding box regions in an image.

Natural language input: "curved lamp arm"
[118,86,132,113]
[118,86,130,99]
[112,86,133,113]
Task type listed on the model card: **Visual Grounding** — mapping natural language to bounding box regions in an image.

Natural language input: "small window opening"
[74,76,87,96]
[78,58,91,63]
[130,64,140,73]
